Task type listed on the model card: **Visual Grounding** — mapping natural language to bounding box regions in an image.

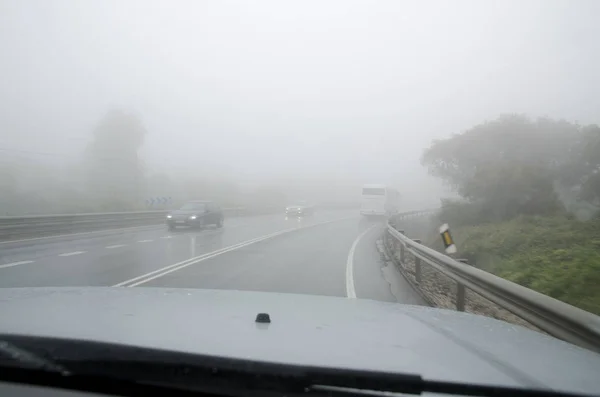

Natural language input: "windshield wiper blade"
[0,335,593,397]
[299,367,589,397]
[0,357,593,397]
[0,364,591,397]
[311,379,590,397]
[0,340,69,375]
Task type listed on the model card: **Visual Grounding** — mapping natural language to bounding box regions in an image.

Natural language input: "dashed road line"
[160,236,172,239]
[0,260,34,269]
[115,217,352,287]
[58,251,86,257]
[0,225,163,245]
[137,240,153,243]
[105,244,127,249]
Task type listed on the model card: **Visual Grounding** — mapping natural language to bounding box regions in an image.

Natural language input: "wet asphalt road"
[0,211,425,305]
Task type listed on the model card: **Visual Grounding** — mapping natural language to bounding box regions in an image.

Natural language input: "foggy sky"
[1,0,599,190]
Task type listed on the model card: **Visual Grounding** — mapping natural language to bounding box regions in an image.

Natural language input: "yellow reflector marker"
[439,223,457,254]
[442,231,451,246]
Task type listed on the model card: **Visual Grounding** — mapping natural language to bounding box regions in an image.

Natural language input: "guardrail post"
[456,283,466,311]
[397,230,406,263]
[399,243,405,263]
[413,239,421,283]
[455,259,468,312]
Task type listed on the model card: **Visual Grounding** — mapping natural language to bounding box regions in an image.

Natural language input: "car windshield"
[179,203,206,211]
[1,1,600,395]
[362,188,385,196]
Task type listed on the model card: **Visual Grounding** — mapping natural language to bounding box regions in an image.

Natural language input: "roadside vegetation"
[0,109,360,215]
[0,110,264,214]
[422,115,600,314]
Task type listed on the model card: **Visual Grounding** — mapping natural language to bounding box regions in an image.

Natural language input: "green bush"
[442,216,600,315]
[436,199,487,228]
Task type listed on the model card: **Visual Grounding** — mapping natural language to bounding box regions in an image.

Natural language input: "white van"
[360,184,399,217]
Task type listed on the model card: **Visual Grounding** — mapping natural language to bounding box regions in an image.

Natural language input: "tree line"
[0,109,361,215]
[422,114,600,224]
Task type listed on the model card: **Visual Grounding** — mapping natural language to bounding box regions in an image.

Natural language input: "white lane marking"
[116,231,296,287]
[0,260,34,269]
[115,217,352,287]
[346,225,377,299]
[126,232,290,287]
[105,244,126,249]
[160,236,172,239]
[0,213,329,246]
[0,225,162,245]
[59,251,86,257]
[137,240,153,243]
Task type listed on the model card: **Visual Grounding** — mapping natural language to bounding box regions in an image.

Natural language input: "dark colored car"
[166,201,223,230]
[285,202,315,217]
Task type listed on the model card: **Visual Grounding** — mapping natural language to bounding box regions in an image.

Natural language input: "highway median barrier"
[0,207,252,242]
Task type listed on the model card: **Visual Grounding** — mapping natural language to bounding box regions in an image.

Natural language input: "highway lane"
[0,211,351,287]
[127,216,427,304]
[136,217,362,296]
[0,210,427,306]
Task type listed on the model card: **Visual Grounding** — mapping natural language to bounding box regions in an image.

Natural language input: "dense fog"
[1,0,598,214]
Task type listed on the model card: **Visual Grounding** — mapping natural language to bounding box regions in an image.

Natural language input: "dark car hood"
[0,287,598,394]
[170,209,203,216]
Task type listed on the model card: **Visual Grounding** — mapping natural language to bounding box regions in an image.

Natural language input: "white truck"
[360,184,400,217]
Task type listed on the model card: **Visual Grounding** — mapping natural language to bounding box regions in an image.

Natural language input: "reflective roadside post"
[439,224,462,310]
[439,223,457,254]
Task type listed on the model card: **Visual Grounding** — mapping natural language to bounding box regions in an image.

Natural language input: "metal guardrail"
[0,208,245,241]
[387,212,600,353]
